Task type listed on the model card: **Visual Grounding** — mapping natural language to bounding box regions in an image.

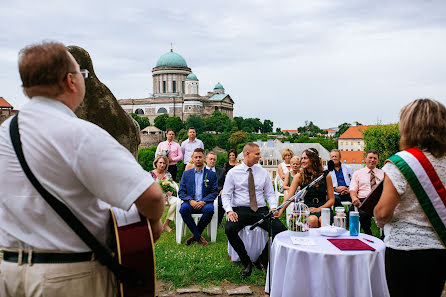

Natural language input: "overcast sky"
[1,0,445,130]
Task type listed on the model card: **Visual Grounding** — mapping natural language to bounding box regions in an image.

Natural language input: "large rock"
[68,46,140,158]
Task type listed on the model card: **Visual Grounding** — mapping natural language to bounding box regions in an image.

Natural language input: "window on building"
[182,81,185,93]
[157,107,168,113]
[163,81,166,93]
[340,142,343,145]
[172,81,176,93]
[353,159,355,163]
[135,108,144,115]
[215,106,218,111]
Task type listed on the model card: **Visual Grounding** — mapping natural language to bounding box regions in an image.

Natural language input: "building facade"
[118,49,234,123]
[0,97,18,124]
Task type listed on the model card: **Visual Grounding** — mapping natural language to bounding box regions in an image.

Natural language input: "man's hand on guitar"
[150,219,163,242]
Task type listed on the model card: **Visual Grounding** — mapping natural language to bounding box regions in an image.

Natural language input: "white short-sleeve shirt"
[0,97,153,252]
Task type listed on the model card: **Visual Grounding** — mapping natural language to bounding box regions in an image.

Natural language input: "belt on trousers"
[2,251,94,264]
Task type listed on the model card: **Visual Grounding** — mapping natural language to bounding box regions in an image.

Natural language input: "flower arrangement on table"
[158,179,177,197]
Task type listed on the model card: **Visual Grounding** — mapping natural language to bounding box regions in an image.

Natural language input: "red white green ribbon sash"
[387,148,446,246]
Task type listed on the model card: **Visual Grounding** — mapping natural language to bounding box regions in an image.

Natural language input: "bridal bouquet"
[158,179,177,196]
[158,148,169,157]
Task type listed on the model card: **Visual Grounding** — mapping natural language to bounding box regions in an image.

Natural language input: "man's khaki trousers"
[0,258,117,297]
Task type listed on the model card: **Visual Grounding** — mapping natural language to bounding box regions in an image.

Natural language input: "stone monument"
[68,46,140,158]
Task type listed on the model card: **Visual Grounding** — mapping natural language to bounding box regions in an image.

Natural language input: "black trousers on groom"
[225,206,287,267]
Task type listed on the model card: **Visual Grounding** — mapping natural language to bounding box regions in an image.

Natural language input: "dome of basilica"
[214,82,224,90]
[186,73,198,81]
[155,49,188,68]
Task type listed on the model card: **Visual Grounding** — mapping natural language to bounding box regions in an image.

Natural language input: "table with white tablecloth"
[265,229,389,297]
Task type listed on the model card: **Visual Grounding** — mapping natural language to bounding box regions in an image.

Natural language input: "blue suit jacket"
[179,167,218,203]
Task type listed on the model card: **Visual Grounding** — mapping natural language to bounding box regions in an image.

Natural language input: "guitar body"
[110,208,156,297]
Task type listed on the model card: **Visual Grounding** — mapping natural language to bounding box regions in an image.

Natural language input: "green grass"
[154,206,381,289]
[154,222,266,288]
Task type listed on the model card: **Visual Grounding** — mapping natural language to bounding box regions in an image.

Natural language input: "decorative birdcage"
[287,201,310,236]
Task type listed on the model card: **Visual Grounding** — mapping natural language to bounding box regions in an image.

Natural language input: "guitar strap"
[9,115,147,286]
[387,147,446,247]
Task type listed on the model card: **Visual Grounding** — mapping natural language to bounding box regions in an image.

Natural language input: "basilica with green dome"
[118,48,234,123]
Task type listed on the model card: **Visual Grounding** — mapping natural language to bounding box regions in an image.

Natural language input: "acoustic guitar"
[110,205,156,297]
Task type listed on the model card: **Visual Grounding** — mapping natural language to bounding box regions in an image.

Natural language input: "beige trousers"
[166,196,180,221]
[0,257,117,297]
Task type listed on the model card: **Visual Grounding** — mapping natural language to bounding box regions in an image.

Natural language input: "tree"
[297,121,322,137]
[261,119,274,134]
[138,146,157,172]
[233,116,244,130]
[165,116,184,133]
[154,114,169,131]
[216,132,231,149]
[335,122,351,138]
[241,118,262,133]
[130,113,151,130]
[205,111,232,133]
[363,124,400,168]
[198,133,216,150]
[276,127,283,134]
[228,131,248,149]
[185,115,206,134]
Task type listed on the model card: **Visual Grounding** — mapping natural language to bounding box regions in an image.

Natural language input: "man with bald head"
[222,143,286,277]
[0,41,164,297]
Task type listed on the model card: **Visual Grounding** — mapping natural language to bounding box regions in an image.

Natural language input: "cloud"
[1,0,445,129]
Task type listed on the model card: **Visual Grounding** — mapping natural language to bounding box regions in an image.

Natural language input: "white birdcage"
[287,201,310,236]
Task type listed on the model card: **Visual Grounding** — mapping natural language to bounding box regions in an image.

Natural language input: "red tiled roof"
[340,151,365,164]
[0,97,13,108]
[282,129,298,133]
[339,125,371,139]
[323,128,335,132]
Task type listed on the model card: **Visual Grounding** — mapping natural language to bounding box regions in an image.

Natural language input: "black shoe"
[240,262,253,277]
[253,258,267,271]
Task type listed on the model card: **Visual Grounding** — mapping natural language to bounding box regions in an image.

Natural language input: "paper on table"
[290,237,316,246]
[112,204,141,227]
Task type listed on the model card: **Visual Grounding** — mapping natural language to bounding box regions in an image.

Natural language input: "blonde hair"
[153,155,169,171]
[281,148,294,160]
[290,156,300,164]
[399,99,446,158]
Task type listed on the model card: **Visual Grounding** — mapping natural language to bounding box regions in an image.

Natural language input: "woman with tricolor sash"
[374,99,446,297]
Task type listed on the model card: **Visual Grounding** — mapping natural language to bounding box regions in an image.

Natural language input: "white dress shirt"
[0,97,153,251]
[206,165,216,172]
[222,162,277,213]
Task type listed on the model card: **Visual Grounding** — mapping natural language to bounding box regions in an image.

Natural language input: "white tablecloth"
[265,229,389,297]
[228,225,267,262]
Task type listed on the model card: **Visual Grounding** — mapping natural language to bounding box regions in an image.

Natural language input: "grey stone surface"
[176,287,201,294]
[68,45,140,158]
[202,286,222,295]
[227,286,253,295]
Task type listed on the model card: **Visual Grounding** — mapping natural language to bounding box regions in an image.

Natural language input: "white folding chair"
[175,198,218,244]
[227,225,267,262]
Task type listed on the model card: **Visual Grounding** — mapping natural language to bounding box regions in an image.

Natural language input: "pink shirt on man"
[156,140,183,165]
[349,167,384,199]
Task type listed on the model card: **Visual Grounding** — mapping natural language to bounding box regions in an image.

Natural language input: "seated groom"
[222,143,287,277]
[179,148,218,246]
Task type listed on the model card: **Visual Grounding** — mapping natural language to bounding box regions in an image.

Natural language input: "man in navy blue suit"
[179,148,218,246]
